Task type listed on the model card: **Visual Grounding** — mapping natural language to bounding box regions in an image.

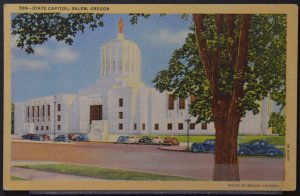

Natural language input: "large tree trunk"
[212,101,241,181]
[193,14,251,181]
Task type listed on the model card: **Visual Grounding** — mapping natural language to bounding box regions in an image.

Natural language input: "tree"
[11,13,150,54]
[11,13,286,181]
[269,112,286,135]
[153,14,286,180]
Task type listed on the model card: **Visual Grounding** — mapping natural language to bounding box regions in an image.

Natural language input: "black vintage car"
[191,139,215,153]
[22,133,34,140]
[138,136,152,144]
[238,140,283,157]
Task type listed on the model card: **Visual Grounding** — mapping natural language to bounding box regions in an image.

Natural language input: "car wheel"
[192,148,199,153]
[268,150,276,157]
[239,149,247,156]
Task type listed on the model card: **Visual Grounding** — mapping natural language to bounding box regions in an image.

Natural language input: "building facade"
[13,19,273,141]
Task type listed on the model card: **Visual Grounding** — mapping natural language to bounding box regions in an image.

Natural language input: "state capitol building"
[13,18,273,141]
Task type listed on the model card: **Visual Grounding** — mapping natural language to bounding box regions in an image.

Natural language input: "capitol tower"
[99,18,143,87]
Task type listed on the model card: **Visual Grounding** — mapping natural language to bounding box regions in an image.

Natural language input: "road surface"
[11,141,284,180]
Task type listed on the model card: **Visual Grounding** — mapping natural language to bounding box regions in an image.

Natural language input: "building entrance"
[90,105,102,124]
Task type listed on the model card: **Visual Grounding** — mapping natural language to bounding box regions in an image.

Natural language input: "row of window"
[27,104,61,118]
[35,125,61,131]
[117,123,207,130]
[168,95,196,110]
[27,115,61,122]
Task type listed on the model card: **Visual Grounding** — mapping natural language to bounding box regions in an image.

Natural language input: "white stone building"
[13,19,273,141]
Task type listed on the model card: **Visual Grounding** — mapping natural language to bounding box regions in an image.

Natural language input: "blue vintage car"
[74,134,90,142]
[31,134,43,141]
[238,140,283,157]
[191,139,215,153]
[54,135,70,142]
[116,136,129,144]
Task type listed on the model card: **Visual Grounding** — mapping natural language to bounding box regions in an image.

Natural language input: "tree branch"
[231,15,252,112]
[227,14,235,68]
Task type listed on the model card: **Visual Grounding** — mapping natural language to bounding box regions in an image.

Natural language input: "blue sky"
[11,14,193,102]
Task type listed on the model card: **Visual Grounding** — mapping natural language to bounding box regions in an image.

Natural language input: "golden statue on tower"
[118,17,124,33]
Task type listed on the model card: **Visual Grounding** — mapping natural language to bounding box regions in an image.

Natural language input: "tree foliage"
[269,112,286,135]
[153,15,286,124]
[11,13,152,54]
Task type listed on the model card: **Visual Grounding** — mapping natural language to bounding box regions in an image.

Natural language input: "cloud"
[147,28,189,46]
[12,43,79,72]
[12,58,49,72]
[11,35,18,49]
[35,47,49,56]
[53,47,79,62]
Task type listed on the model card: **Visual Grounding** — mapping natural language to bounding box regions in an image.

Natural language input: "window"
[47,105,50,117]
[42,105,45,117]
[36,126,38,131]
[190,95,196,103]
[57,125,61,130]
[167,123,172,130]
[178,123,184,130]
[154,124,159,130]
[27,107,29,118]
[179,98,185,109]
[41,126,43,130]
[46,126,49,130]
[168,94,174,110]
[57,104,61,111]
[57,115,61,121]
[201,123,207,130]
[134,123,137,130]
[119,112,123,119]
[119,98,123,107]
[37,106,40,117]
[142,123,145,130]
[32,106,34,117]
[190,123,195,130]
[119,123,123,130]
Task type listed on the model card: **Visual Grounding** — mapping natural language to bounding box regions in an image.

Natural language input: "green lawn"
[11,176,27,181]
[16,164,200,181]
[143,135,284,146]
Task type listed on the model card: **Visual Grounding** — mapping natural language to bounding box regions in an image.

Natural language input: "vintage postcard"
[3,4,297,191]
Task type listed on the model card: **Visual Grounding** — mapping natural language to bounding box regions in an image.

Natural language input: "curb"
[157,146,189,152]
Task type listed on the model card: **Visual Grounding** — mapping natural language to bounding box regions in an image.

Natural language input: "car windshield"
[203,140,211,144]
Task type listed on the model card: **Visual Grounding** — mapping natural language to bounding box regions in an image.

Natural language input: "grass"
[16,164,200,181]
[11,176,27,181]
[143,135,284,146]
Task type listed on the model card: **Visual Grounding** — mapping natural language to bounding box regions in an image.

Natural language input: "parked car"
[22,133,34,140]
[74,134,89,142]
[151,136,164,145]
[31,134,43,141]
[238,140,284,157]
[191,139,215,153]
[138,136,152,144]
[125,136,140,144]
[116,136,129,144]
[68,133,78,141]
[54,135,70,142]
[163,137,179,146]
[40,134,50,141]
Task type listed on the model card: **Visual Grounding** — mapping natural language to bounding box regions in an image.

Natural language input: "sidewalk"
[11,167,102,181]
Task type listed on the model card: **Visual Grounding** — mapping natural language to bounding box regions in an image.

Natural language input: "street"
[11,141,284,180]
